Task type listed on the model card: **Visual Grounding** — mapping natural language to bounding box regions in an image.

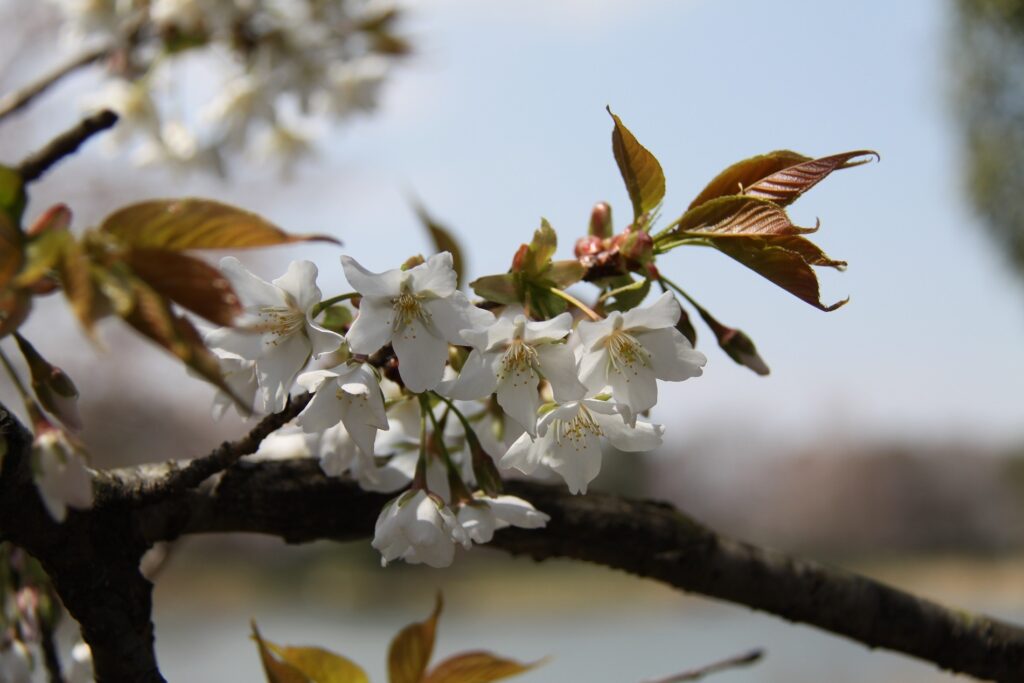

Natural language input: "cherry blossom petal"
[536,343,588,403]
[425,293,493,345]
[408,251,457,297]
[443,348,499,400]
[635,328,706,381]
[522,311,574,343]
[272,259,321,312]
[220,256,285,307]
[307,320,344,357]
[341,255,402,297]
[496,367,541,436]
[346,296,395,354]
[256,331,309,412]
[596,411,665,452]
[392,318,448,392]
[621,291,680,331]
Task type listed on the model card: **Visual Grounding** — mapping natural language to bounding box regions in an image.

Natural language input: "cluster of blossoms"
[51,0,406,174]
[205,250,706,567]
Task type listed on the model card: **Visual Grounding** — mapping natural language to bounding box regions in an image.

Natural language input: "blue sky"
[6,0,1024,451]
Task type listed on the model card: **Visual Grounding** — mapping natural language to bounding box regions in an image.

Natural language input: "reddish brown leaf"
[100,199,340,250]
[60,239,102,332]
[670,196,817,240]
[422,651,542,683]
[0,289,30,338]
[125,248,241,326]
[707,236,847,311]
[743,150,878,207]
[0,212,22,290]
[688,151,810,210]
[414,204,466,285]
[608,108,665,221]
[388,594,443,683]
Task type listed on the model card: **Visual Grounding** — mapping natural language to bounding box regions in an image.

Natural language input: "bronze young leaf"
[99,198,340,250]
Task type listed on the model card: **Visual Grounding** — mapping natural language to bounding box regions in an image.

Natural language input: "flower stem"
[548,287,601,321]
[413,395,429,489]
[311,292,358,318]
[423,396,473,503]
[659,275,707,316]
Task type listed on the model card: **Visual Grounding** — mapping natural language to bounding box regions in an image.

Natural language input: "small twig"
[548,286,601,321]
[17,109,119,184]
[130,392,312,504]
[641,649,764,683]
[0,45,110,123]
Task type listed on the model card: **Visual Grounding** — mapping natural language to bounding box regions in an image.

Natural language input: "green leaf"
[124,248,242,326]
[320,305,354,334]
[545,260,586,288]
[268,645,370,683]
[608,108,665,222]
[422,651,542,683]
[252,622,311,683]
[0,165,26,222]
[470,274,520,305]
[415,204,465,284]
[99,199,341,250]
[389,594,443,683]
[600,275,650,313]
[524,220,557,274]
[742,150,878,207]
[14,228,70,289]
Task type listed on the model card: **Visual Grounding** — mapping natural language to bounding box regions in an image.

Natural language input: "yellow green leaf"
[470,273,519,305]
[99,199,341,250]
[524,220,557,274]
[269,644,370,683]
[60,239,102,331]
[608,108,665,222]
[0,289,30,339]
[388,594,443,683]
[252,622,311,683]
[14,228,71,290]
[0,165,26,222]
[422,651,542,683]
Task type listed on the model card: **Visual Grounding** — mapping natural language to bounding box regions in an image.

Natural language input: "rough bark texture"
[3,404,1024,682]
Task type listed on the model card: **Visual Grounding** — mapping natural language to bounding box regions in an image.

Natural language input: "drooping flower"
[372,490,470,568]
[33,428,93,522]
[207,258,343,412]
[500,399,664,494]
[442,310,586,436]
[296,363,389,458]
[342,252,493,392]
[456,493,550,545]
[576,292,706,425]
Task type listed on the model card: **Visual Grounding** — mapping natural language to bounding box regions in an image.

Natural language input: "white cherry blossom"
[207,258,343,412]
[33,429,94,522]
[0,640,31,683]
[456,493,550,545]
[342,252,492,392]
[296,363,388,458]
[208,349,262,419]
[372,490,470,568]
[501,399,664,494]
[576,292,706,425]
[442,310,586,436]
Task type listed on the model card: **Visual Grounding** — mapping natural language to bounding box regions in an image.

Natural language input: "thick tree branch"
[16,110,119,183]
[0,46,111,123]
[115,458,1024,682]
[0,408,164,683]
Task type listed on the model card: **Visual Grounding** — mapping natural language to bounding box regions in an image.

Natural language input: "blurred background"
[2,0,1024,681]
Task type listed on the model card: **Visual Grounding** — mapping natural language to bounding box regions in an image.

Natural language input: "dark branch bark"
[16,110,119,183]
[0,408,164,683]
[118,459,1024,682]
[0,46,110,123]
[5,396,1024,681]
[123,392,312,506]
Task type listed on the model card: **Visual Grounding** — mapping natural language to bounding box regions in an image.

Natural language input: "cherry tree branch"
[123,392,313,506]
[0,46,111,123]
[16,109,119,183]
[3,399,1024,681]
[120,458,1024,682]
